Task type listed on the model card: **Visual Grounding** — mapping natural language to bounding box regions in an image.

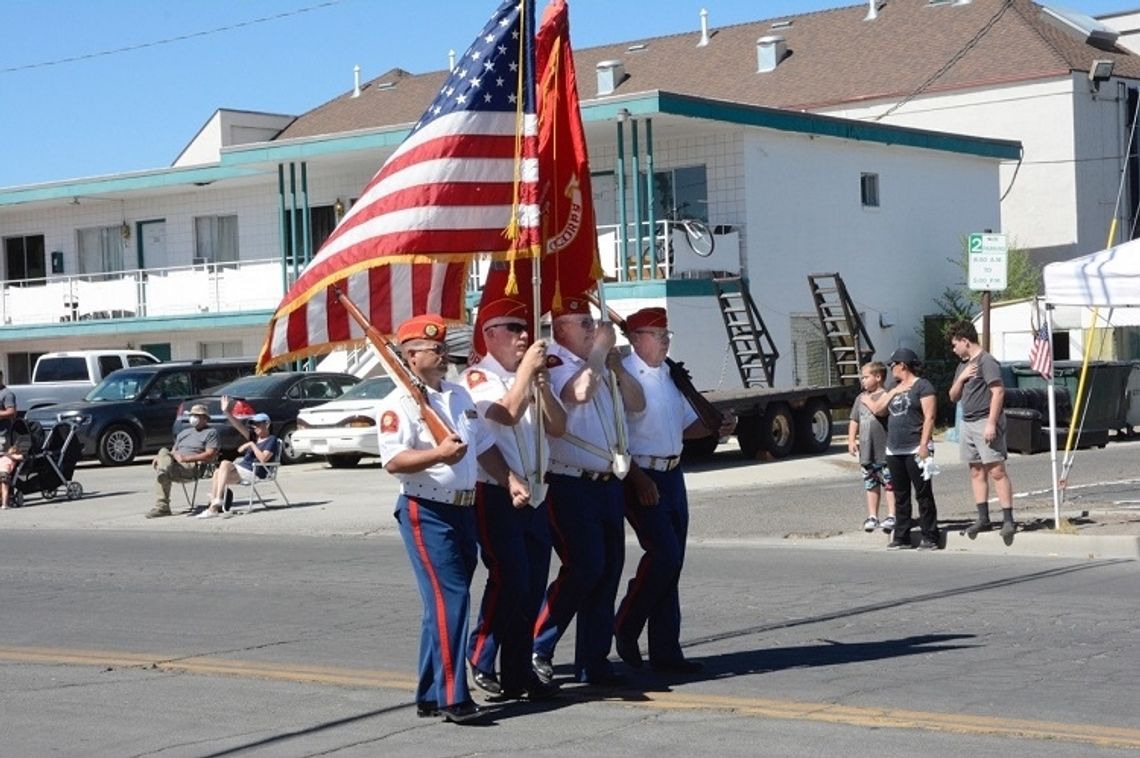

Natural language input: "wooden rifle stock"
[332,288,454,445]
[586,293,725,435]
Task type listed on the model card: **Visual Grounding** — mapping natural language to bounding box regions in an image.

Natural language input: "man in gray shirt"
[146,403,219,518]
[0,371,17,450]
[947,321,1015,543]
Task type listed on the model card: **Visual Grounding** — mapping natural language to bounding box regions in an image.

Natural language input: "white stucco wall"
[742,129,1001,386]
[820,78,1125,259]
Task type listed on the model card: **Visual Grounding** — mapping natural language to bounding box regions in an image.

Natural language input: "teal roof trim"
[0,311,272,343]
[583,91,1022,161]
[0,165,267,206]
[222,128,413,165]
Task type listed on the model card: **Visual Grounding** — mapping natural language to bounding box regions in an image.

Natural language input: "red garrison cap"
[230,399,256,418]
[626,307,668,332]
[550,295,591,318]
[479,297,531,327]
[396,313,447,344]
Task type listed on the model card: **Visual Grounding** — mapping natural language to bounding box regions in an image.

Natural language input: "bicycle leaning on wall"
[642,202,716,274]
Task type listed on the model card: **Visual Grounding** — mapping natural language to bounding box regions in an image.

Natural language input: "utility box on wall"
[50,251,64,274]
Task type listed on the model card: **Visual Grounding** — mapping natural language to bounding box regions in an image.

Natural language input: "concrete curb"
[819,529,1140,560]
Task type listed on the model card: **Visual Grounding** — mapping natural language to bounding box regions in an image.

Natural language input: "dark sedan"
[171,372,360,464]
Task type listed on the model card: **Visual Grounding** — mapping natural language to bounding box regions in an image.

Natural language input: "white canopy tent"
[1044,237,1140,307]
[1042,237,1140,524]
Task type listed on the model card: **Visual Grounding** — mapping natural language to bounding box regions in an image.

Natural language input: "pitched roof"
[276,0,1140,141]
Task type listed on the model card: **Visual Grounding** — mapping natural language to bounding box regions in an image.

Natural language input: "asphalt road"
[1,528,1138,757]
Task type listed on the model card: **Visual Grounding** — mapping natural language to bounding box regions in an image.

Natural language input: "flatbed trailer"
[699,383,859,459]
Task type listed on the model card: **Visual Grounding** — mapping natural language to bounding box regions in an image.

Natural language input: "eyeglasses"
[409,344,446,356]
[484,322,527,334]
[633,329,673,342]
[571,318,596,329]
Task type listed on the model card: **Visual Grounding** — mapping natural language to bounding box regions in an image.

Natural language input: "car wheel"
[97,424,138,466]
[326,454,363,468]
[278,424,301,465]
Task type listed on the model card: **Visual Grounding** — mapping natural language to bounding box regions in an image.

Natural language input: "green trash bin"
[1010,361,1133,432]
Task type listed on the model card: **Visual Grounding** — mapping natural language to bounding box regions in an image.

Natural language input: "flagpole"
[1045,304,1060,529]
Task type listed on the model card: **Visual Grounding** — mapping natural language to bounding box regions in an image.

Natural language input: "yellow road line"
[2,646,1138,749]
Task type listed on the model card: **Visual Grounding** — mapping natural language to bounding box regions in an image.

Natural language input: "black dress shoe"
[531,653,554,684]
[524,677,559,701]
[440,700,483,724]
[651,658,703,674]
[415,700,439,718]
[615,633,644,669]
[470,666,502,695]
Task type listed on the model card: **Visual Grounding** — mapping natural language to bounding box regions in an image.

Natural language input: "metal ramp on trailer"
[712,277,777,389]
[807,273,875,386]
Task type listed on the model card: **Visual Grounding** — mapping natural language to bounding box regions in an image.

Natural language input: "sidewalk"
[2,444,1137,559]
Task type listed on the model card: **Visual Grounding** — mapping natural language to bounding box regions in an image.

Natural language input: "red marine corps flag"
[258,0,539,373]
[474,0,603,352]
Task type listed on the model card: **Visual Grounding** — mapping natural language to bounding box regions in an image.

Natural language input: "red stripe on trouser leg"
[407,497,456,704]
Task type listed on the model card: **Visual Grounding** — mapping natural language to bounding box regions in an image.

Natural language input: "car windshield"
[208,375,278,397]
[339,377,395,400]
[86,371,151,401]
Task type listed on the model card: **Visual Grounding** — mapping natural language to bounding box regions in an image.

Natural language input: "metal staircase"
[712,277,777,388]
[807,273,875,386]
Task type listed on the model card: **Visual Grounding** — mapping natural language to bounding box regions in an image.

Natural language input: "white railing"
[598,220,744,282]
[0,258,290,326]
[464,220,745,291]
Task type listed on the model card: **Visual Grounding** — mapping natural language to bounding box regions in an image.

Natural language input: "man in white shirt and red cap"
[377,313,528,723]
[615,307,736,675]
[532,295,645,687]
[462,297,565,701]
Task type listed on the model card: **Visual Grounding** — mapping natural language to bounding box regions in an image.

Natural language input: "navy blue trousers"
[533,473,625,682]
[467,482,551,691]
[615,466,689,665]
[394,494,477,708]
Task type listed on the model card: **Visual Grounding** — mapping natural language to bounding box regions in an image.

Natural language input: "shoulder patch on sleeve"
[545,355,563,368]
[380,410,399,434]
[466,370,486,388]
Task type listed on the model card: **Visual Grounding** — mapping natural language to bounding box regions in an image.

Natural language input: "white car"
[291,376,395,467]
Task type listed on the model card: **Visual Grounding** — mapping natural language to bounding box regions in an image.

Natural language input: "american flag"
[258,0,538,372]
[1029,324,1053,379]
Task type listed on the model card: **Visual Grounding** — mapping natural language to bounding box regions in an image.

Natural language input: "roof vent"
[627,43,648,52]
[597,59,626,95]
[352,65,361,98]
[698,8,710,47]
[771,19,793,29]
[756,35,787,74]
[865,0,879,21]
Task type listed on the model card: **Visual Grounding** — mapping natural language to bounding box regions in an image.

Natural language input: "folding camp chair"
[231,447,290,513]
[178,457,218,513]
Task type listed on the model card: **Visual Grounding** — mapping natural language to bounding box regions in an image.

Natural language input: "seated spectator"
[147,404,220,518]
[1,445,24,509]
[198,395,280,518]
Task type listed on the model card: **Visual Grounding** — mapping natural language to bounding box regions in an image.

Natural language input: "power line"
[0,0,343,75]
[875,0,1014,121]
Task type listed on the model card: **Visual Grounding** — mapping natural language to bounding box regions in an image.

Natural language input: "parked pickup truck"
[9,350,160,413]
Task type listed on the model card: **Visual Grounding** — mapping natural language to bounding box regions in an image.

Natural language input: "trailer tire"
[795,399,833,454]
[735,413,763,459]
[760,403,795,459]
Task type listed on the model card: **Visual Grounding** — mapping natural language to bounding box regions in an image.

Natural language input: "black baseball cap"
[888,347,920,366]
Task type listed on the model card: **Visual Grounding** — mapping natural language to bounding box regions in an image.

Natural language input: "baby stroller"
[9,419,85,508]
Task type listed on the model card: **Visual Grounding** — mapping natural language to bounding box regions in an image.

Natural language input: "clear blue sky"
[0,0,1131,188]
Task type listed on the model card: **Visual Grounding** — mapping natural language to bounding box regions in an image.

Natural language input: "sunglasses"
[484,322,527,334]
[409,344,447,356]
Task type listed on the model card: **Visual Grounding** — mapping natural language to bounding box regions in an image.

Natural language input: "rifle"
[585,293,725,435]
[333,286,454,445]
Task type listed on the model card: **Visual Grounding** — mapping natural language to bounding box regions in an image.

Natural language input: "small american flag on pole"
[1029,324,1053,379]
